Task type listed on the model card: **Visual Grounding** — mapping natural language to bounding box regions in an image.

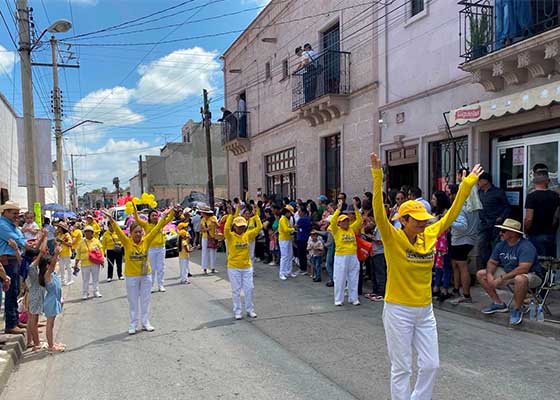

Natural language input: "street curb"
[434,301,560,340]
[0,334,25,394]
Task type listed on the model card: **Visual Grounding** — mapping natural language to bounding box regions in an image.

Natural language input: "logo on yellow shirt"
[341,234,355,243]
[405,249,435,263]
[235,242,248,250]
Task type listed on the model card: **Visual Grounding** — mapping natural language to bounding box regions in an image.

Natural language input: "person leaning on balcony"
[370,152,483,400]
[235,95,247,137]
[218,107,236,138]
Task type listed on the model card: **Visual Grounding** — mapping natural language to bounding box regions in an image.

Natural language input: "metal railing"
[291,50,350,110]
[459,0,560,62]
[220,111,249,144]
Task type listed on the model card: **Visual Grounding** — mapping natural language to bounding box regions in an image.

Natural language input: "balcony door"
[321,23,340,95]
[324,134,341,200]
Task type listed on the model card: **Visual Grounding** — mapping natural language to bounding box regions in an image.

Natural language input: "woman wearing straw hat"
[103,207,176,334]
[224,204,262,319]
[370,153,483,400]
[200,207,219,274]
[278,205,296,280]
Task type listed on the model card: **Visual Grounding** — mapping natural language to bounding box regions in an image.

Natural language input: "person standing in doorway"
[371,152,483,400]
[236,94,247,137]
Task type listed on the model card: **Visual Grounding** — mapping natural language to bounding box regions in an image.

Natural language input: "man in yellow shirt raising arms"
[224,204,262,320]
[370,153,483,400]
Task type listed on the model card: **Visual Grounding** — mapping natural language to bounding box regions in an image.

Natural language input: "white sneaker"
[352,300,361,306]
[94,292,103,298]
[128,325,136,335]
[107,278,112,282]
[82,294,88,300]
[151,288,156,293]
[298,270,307,275]
[119,276,125,280]
[67,280,74,286]
[142,324,155,332]
[247,311,257,318]
[335,302,343,306]
[159,286,166,292]
[289,273,298,278]
[279,275,287,281]
[235,314,242,320]
[268,261,275,266]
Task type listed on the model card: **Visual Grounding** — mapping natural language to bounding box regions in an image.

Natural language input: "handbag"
[85,240,105,265]
[356,234,373,262]
[111,235,123,254]
[207,237,219,249]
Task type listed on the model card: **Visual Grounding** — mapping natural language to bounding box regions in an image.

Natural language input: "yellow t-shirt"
[178,238,190,259]
[372,168,477,307]
[57,232,73,258]
[112,210,175,277]
[329,209,362,256]
[224,209,262,269]
[133,209,167,249]
[278,215,295,241]
[101,231,121,251]
[86,222,101,239]
[247,215,259,243]
[71,229,82,250]
[201,216,218,239]
[76,238,103,267]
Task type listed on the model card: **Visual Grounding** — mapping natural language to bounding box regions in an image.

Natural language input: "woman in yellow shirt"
[329,199,363,306]
[177,224,191,284]
[103,208,175,335]
[224,204,262,320]
[70,223,82,260]
[55,222,73,285]
[74,225,104,300]
[132,205,168,292]
[101,223,123,282]
[370,153,483,400]
[85,215,101,239]
[278,205,296,280]
[200,207,219,274]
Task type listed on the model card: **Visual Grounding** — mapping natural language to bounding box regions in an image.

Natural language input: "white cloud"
[72,86,144,126]
[0,45,17,75]
[68,138,160,193]
[134,47,220,104]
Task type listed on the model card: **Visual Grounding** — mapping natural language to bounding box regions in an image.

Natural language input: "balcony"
[459,0,560,92]
[292,50,350,126]
[220,111,250,155]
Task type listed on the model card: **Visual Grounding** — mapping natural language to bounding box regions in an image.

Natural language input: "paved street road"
[3,251,559,400]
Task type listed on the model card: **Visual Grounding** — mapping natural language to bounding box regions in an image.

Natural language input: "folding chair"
[534,257,560,316]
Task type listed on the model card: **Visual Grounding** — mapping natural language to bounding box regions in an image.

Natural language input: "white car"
[109,206,128,230]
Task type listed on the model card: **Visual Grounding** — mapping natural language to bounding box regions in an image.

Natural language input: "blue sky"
[0,0,269,194]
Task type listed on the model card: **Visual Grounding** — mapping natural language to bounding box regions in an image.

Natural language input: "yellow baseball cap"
[337,214,349,223]
[391,200,433,221]
[233,216,248,227]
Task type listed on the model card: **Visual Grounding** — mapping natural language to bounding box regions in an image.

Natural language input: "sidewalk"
[432,285,560,340]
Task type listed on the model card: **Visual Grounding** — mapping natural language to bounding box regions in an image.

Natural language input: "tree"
[112,177,120,198]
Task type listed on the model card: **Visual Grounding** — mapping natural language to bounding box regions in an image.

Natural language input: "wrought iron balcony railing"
[459,0,560,62]
[291,50,350,110]
[220,111,249,144]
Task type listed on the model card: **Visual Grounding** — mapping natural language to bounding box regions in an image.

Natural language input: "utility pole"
[201,89,215,209]
[50,35,65,206]
[17,0,40,208]
[139,155,144,193]
[70,153,86,211]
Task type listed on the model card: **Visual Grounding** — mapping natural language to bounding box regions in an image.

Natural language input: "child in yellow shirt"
[177,226,191,284]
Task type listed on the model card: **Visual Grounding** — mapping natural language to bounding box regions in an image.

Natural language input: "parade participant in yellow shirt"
[329,198,363,306]
[177,224,191,284]
[75,225,104,300]
[55,223,73,285]
[103,207,175,335]
[278,205,296,281]
[200,207,219,274]
[85,215,101,239]
[370,153,483,400]
[101,223,124,282]
[243,205,259,266]
[70,223,82,258]
[224,204,262,320]
[132,205,168,292]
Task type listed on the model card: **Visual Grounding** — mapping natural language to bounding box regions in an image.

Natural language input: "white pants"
[279,240,293,278]
[383,302,439,400]
[249,241,256,267]
[82,265,101,296]
[201,237,216,270]
[179,258,190,282]
[126,275,152,327]
[333,254,359,304]
[59,257,72,284]
[227,267,254,315]
[149,247,166,289]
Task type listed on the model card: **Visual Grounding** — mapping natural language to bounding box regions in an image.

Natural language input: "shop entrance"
[386,146,419,192]
[493,130,560,223]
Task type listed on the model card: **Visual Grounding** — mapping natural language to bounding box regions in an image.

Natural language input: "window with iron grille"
[410,0,424,17]
[281,59,289,80]
[265,62,271,80]
[265,148,296,200]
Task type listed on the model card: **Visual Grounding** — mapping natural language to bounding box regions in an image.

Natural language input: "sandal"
[47,344,65,353]
[364,293,377,301]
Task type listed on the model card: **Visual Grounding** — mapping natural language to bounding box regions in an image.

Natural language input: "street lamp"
[31,19,72,50]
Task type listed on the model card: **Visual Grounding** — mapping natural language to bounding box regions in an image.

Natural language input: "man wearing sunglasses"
[476,218,546,325]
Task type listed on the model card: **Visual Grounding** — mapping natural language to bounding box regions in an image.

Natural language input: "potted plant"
[468,11,490,59]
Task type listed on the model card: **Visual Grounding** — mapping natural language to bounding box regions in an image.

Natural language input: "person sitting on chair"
[476,219,546,326]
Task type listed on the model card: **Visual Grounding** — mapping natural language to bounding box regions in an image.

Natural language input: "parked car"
[109,206,128,230]
[164,223,178,258]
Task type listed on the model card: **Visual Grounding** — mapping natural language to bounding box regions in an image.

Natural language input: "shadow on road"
[192,317,236,331]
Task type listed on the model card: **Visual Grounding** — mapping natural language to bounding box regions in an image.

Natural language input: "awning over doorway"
[448,81,560,127]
